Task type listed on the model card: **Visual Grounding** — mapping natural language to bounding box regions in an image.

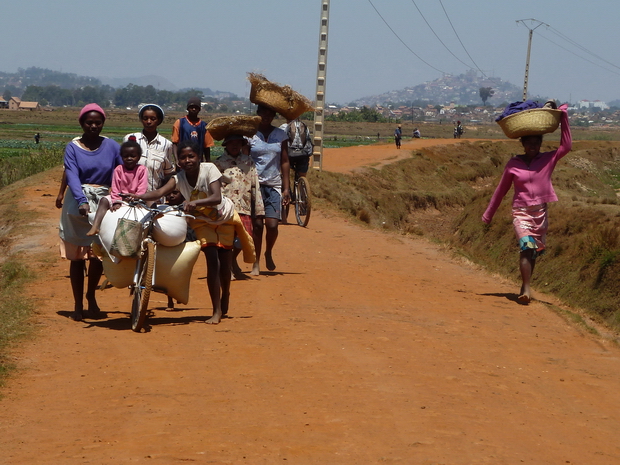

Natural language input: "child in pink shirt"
[482,104,572,303]
[87,139,148,236]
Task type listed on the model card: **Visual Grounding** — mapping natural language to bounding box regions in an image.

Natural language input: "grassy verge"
[0,198,35,388]
[0,258,35,387]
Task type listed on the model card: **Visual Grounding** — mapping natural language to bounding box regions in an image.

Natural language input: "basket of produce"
[248,73,314,120]
[497,108,561,139]
[206,115,262,141]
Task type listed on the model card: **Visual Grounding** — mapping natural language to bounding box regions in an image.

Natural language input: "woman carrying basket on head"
[482,103,572,304]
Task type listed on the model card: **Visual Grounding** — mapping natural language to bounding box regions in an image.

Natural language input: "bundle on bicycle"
[92,200,200,332]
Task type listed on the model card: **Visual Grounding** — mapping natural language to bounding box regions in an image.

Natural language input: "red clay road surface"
[1,139,619,464]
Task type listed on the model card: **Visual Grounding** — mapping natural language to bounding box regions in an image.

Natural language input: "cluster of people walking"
[56,70,571,328]
[58,86,312,325]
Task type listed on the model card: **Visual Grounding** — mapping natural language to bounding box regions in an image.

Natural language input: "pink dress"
[107,164,148,205]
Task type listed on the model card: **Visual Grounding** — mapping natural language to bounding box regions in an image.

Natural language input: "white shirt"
[124,132,175,192]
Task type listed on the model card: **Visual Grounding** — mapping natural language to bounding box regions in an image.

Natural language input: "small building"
[0,98,7,109]
[8,97,40,111]
[19,101,41,111]
[9,97,21,110]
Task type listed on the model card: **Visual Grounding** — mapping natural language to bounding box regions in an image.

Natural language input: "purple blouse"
[64,137,122,205]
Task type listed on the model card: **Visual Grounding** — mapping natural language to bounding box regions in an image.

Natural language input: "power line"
[535,30,620,77]
[544,25,620,72]
[367,0,446,74]
[437,0,486,77]
[409,0,481,74]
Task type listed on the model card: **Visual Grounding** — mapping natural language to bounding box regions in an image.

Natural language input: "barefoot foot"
[250,262,260,276]
[265,252,276,271]
[86,296,103,318]
[205,311,222,325]
[86,227,99,237]
[518,294,531,304]
[71,309,83,322]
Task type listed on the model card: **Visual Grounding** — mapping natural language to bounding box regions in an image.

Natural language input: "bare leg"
[264,217,279,271]
[282,203,290,224]
[69,260,85,321]
[86,198,110,236]
[518,250,536,303]
[251,216,264,276]
[86,258,103,317]
[232,248,242,279]
[166,296,175,311]
[204,247,223,324]
[219,249,232,317]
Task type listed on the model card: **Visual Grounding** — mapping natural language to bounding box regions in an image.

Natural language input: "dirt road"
[1,139,620,464]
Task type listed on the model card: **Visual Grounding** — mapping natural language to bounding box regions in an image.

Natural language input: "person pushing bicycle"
[280,117,313,224]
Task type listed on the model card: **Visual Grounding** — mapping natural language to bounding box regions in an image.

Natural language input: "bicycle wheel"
[295,176,312,227]
[131,241,155,332]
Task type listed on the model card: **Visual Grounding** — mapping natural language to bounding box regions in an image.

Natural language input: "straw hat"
[206,115,262,141]
[248,73,314,120]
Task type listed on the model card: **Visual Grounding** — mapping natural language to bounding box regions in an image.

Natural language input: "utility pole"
[313,0,330,171]
[516,18,548,102]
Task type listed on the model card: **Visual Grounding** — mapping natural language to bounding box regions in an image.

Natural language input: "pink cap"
[79,103,106,123]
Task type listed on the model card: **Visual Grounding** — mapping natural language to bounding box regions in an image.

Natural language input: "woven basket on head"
[248,73,314,120]
[497,108,562,139]
[206,115,262,141]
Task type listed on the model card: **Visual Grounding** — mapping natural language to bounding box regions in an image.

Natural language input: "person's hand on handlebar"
[183,200,198,213]
[119,192,139,202]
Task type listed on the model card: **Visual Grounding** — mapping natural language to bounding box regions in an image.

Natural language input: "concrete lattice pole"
[313,0,330,171]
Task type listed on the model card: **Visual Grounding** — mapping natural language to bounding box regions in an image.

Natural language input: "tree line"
[14,83,234,109]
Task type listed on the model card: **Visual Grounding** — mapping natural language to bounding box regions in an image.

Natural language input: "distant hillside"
[0,67,101,94]
[0,67,237,99]
[350,70,525,107]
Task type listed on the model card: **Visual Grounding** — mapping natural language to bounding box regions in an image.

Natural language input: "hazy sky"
[4,0,620,104]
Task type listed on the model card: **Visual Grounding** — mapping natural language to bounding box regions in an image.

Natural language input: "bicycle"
[289,169,312,227]
[122,200,190,332]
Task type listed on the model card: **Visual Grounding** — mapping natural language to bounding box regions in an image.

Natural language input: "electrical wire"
[437,0,486,77]
[409,0,480,74]
[367,0,447,74]
[545,25,620,72]
[535,30,620,77]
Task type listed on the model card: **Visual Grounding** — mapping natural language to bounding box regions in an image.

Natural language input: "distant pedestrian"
[34,133,40,144]
[394,125,402,149]
[454,121,463,139]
